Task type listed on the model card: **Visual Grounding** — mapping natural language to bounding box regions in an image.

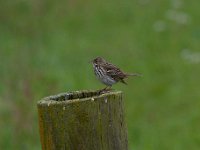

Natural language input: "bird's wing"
[102,63,126,81]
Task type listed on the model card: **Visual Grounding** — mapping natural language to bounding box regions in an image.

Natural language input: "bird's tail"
[126,73,142,77]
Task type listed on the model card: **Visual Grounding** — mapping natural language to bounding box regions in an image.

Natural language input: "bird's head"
[91,57,106,65]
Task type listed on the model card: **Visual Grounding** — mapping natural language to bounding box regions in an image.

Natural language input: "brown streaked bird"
[91,57,142,90]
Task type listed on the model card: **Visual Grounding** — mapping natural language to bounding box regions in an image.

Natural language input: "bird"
[91,57,141,91]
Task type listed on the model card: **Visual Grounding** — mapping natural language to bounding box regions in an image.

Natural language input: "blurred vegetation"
[0,0,200,149]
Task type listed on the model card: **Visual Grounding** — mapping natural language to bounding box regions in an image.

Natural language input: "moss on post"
[37,90,128,150]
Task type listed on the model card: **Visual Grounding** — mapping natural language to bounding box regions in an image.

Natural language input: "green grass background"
[0,0,200,149]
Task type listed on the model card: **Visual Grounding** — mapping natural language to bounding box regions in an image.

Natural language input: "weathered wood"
[37,90,128,150]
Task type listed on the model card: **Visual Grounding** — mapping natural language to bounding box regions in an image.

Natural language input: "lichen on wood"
[37,90,128,150]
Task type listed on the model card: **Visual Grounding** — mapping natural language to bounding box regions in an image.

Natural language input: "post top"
[37,90,122,106]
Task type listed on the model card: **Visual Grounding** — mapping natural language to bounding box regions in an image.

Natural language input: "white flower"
[166,9,190,24]
[181,49,200,64]
[153,20,167,32]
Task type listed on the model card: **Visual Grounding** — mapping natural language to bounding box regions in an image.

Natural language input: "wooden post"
[37,90,128,150]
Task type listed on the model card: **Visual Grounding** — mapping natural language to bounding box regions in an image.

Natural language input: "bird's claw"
[97,87,113,94]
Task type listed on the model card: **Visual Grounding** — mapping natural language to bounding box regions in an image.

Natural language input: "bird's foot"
[97,87,113,94]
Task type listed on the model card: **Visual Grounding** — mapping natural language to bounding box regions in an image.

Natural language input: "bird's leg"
[106,86,112,91]
[97,86,107,94]
[98,85,114,94]
[103,86,113,92]
[102,86,108,91]
[98,86,113,94]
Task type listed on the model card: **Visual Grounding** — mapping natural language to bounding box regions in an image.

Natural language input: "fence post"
[37,90,128,150]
